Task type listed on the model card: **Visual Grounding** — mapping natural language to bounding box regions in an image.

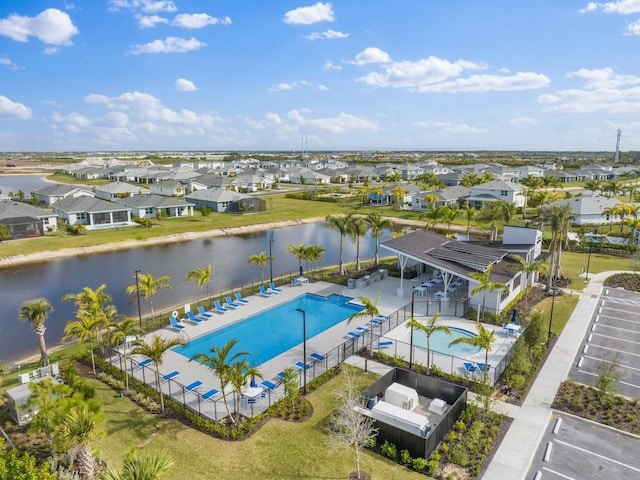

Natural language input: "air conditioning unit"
[18,373,30,385]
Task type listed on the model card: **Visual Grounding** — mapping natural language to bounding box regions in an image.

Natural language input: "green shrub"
[381,440,397,459]
[400,449,412,465]
[412,457,427,471]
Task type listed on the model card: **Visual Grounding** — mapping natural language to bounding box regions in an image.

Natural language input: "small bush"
[400,449,412,465]
[381,440,397,459]
[412,457,427,471]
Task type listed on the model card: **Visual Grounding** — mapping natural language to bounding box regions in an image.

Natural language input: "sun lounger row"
[463,362,491,378]
[259,282,283,297]
[159,370,220,401]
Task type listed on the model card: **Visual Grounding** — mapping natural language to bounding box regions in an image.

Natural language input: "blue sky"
[0,1,639,152]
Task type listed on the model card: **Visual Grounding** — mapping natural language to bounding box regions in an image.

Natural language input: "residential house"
[185,189,267,213]
[289,168,331,185]
[149,180,185,197]
[231,174,274,193]
[94,181,150,200]
[411,186,471,211]
[116,194,194,219]
[546,170,585,183]
[187,174,233,194]
[0,199,58,235]
[545,194,620,226]
[437,172,467,187]
[32,184,93,206]
[467,180,526,208]
[51,197,131,228]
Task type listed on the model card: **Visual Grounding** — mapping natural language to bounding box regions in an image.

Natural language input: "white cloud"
[251,109,378,136]
[510,117,535,125]
[0,95,32,119]
[137,15,168,28]
[0,8,79,46]
[0,56,19,69]
[580,2,600,13]
[567,67,640,88]
[349,47,392,66]
[323,60,342,70]
[173,13,232,29]
[109,1,177,13]
[414,121,488,134]
[415,72,551,93]
[580,1,640,14]
[305,29,348,40]
[317,84,329,91]
[284,2,334,25]
[175,78,197,91]
[44,47,59,55]
[268,80,311,92]
[129,36,206,54]
[626,18,640,34]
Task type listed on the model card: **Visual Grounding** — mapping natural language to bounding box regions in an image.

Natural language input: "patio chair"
[185,380,203,392]
[225,295,241,308]
[463,362,477,378]
[355,326,370,334]
[162,370,180,382]
[269,281,283,293]
[169,316,186,332]
[202,388,219,401]
[197,305,214,318]
[134,358,152,369]
[213,300,229,313]
[378,340,393,349]
[186,311,204,324]
[310,353,325,363]
[259,285,273,297]
[345,331,361,339]
[295,361,311,370]
[235,292,250,304]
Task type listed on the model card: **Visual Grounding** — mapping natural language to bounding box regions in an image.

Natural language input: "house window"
[145,207,153,214]
[500,287,510,302]
[513,275,521,290]
[500,190,508,197]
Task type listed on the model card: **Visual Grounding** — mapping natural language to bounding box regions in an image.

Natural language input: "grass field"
[560,251,635,290]
[91,368,426,480]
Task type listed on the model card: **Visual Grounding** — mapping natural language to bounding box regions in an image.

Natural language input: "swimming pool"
[174,293,364,365]
[410,327,480,357]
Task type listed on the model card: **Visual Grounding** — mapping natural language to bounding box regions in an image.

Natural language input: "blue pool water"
[411,327,480,357]
[174,293,364,364]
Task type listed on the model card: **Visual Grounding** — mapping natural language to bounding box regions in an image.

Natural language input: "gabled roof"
[52,196,130,213]
[546,194,619,216]
[433,185,471,201]
[96,181,149,194]
[186,189,251,202]
[33,184,89,196]
[0,199,57,220]
[471,179,523,191]
[381,229,509,280]
[116,194,193,208]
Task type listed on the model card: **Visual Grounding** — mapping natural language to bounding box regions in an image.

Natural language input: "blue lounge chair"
[463,362,477,377]
[310,353,325,362]
[259,285,273,297]
[169,317,186,331]
[295,361,311,370]
[346,331,361,339]
[269,281,283,293]
[198,305,214,318]
[185,380,202,392]
[213,300,229,313]
[202,388,219,400]
[186,311,204,324]
[378,340,393,348]
[225,295,241,308]
[261,380,277,390]
[162,370,180,382]
[355,326,370,334]
[369,318,383,326]
[235,292,249,304]
[135,358,152,369]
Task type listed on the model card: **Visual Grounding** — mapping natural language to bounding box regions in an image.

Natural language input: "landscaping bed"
[603,273,640,291]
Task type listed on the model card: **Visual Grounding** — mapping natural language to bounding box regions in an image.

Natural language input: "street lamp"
[408,289,416,369]
[585,241,593,281]
[547,286,558,349]
[269,231,274,284]
[135,269,143,332]
[296,308,307,395]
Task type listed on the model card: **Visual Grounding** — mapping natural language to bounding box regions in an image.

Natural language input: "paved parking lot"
[569,287,640,398]
[527,412,640,479]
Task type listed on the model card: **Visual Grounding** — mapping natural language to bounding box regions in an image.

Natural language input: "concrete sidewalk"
[481,271,630,480]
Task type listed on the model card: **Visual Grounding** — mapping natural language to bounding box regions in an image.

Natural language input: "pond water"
[0,174,52,197]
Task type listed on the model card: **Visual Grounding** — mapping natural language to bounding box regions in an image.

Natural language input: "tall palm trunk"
[35,325,49,366]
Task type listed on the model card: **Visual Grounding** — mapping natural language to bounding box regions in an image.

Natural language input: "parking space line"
[583,342,640,358]
[576,369,640,389]
[599,307,640,318]
[542,467,576,479]
[581,354,640,373]
[555,439,640,473]
[590,323,640,335]
[596,313,640,325]
[590,331,640,347]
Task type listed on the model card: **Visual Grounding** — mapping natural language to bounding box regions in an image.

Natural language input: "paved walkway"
[481,271,629,480]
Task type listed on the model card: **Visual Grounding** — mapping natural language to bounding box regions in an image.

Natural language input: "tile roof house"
[411,186,472,210]
[185,189,267,213]
[94,181,150,200]
[467,180,526,208]
[115,194,194,219]
[545,194,620,226]
[32,184,93,206]
[0,199,59,238]
[51,197,132,228]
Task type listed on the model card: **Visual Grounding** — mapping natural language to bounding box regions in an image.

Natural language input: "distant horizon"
[1,2,639,151]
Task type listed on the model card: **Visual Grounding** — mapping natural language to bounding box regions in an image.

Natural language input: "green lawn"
[530,293,580,337]
[560,251,636,290]
[91,370,426,480]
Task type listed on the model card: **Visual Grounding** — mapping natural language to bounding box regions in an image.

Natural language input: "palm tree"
[347,295,380,354]
[420,201,445,230]
[126,273,172,323]
[541,204,574,289]
[19,298,53,366]
[604,179,621,198]
[190,338,249,423]
[441,206,460,234]
[305,244,325,275]
[185,264,212,303]
[227,360,262,423]
[476,202,504,241]
[499,200,518,225]
[405,312,450,374]
[286,244,307,275]
[392,185,407,211]
[102,450,175,480]
[524,175,543,191]
[461,205,476,240]
[248,251,273,284]
[469,264,508,321]
[63,312,104,375]
[460,173,480,187]
[57,400,104,480]
[365,212,392,265]
[325,213,353,275]
[107,317,140,391]
[603,205,617,232]
[506,255,546,315]
[62,284,112,317]
[584,179,600,195]
[347,216,368,272]
[129,334,185,414]
[449,322,496,386]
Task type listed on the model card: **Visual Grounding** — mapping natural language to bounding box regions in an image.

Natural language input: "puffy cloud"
[414,121,488,134]
[0,8,79,45]
[510,117,535,125]
[580,1,640,14]
[0,56,19,69]
[268,80,311,92]
[305,29,348,40]
[0,95,32,119]
[627,18,640,34]
[250,109,378,136]
[323,60,342,70]
[349,47,392,66]
[129,36,206,54]
[415,72,551,93]
[567,67,640,88]
[109,0,177,13]
[173,13,232,29]
[175,78,197,91]
[317,84,329,91]
[137,15,168,28]
[284,2,334,25]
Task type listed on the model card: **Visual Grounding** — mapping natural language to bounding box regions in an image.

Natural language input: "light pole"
[296,308,307,395]
[547,286,558,349]
[408,289,416,369]
[135,269,143,332]
[269,231,274,284]
[585,241,593,281]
